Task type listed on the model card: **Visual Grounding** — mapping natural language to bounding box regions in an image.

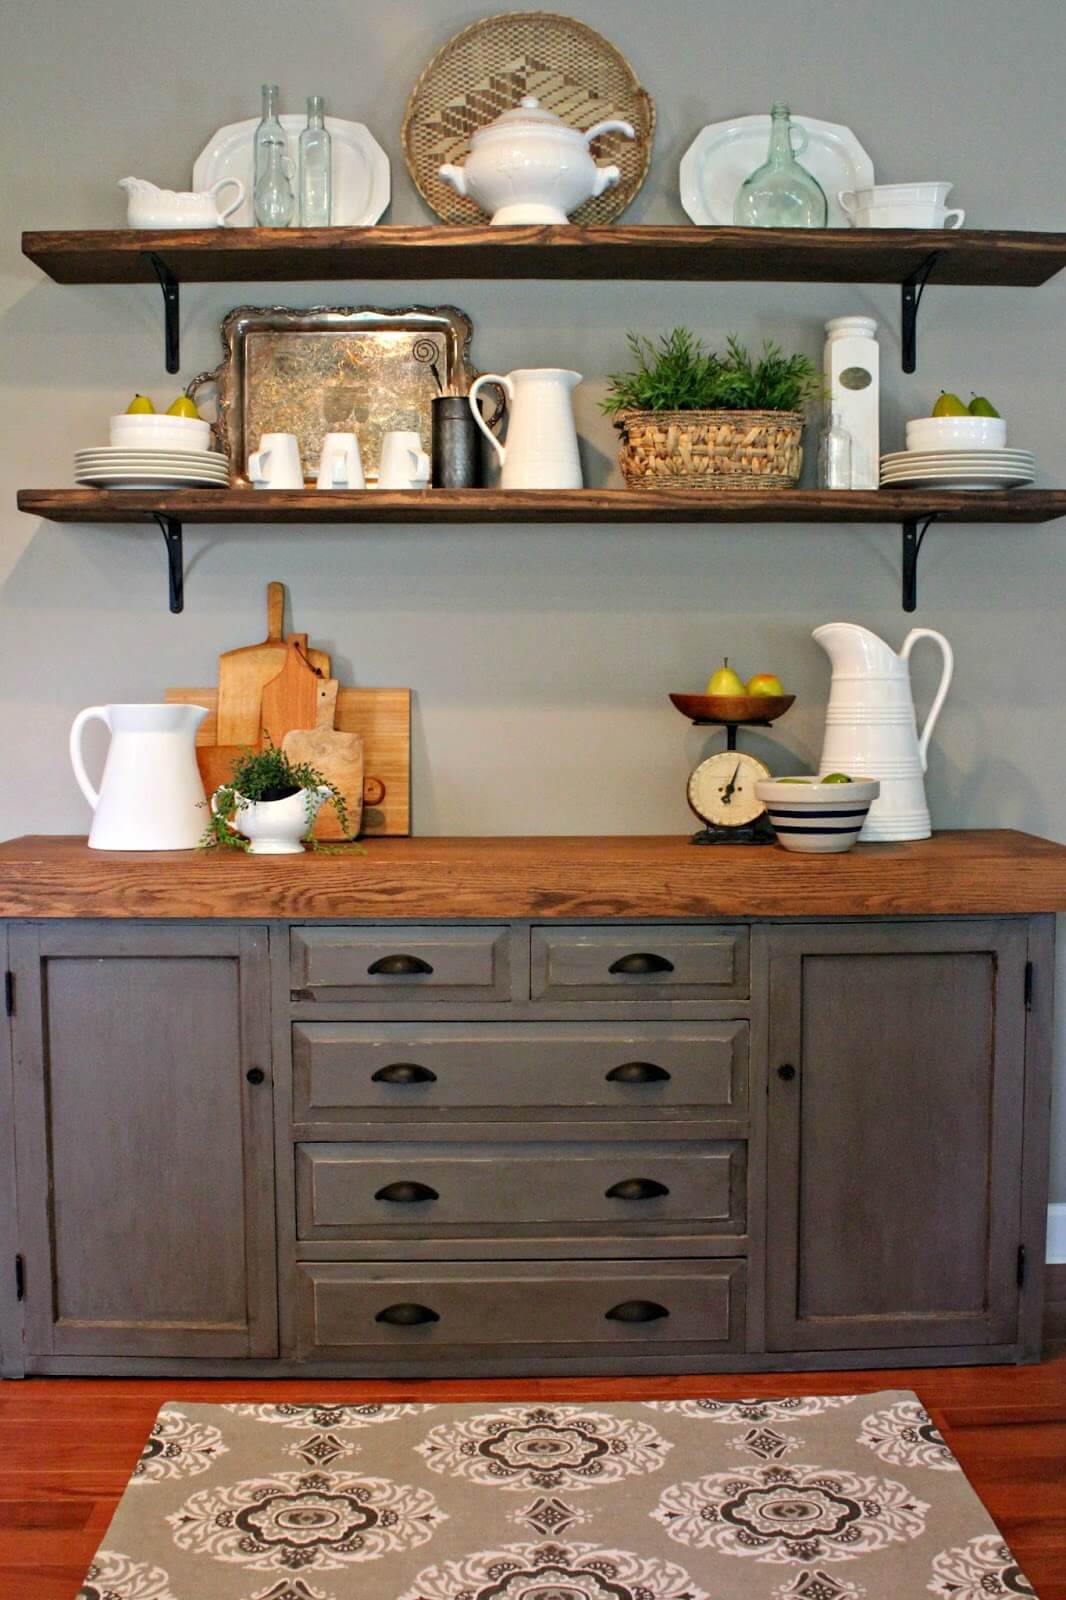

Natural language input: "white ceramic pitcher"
[813,622,953,841]
[70,703,208,850]
[468,368,583,488]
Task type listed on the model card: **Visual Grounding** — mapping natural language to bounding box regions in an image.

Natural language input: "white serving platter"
[680,113,874,228]
[192,114,390,227]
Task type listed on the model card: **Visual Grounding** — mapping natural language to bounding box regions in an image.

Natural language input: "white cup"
[840,182,954,214]
[840,195,964,230]
[377,429,431,490]
[316,432,365,490]
[248,433,304,489]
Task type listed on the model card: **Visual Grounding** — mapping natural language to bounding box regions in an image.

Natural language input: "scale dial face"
[687,750,771,828]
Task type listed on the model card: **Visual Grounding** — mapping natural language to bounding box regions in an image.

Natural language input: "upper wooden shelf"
[18,486,1066,525]
[22,224,1066,287]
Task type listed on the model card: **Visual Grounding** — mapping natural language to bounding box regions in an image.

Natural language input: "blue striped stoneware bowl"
[755,777,881,854]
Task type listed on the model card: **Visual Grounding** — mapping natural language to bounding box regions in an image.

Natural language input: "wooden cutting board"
[165,685,411,835]
[216,583,329,745]
[282,679,365,841]
[259,635,321,747]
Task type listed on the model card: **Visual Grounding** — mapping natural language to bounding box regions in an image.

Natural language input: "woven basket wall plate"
[403,11,655,226]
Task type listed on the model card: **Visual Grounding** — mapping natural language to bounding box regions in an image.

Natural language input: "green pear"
[822,772,854,783]
[968,394,1000,417]
[706,658,747,696]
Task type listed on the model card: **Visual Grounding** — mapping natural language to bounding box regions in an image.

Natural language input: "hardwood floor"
[1,1359,1064,1599]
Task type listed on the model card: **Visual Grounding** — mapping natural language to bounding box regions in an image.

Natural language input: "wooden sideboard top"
[0,831,1063,920]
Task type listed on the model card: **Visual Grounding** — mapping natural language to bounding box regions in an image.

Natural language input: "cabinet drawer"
[531,926,749,1002]
[297,1258,745,1359]
[290,926,510,1004]
[295,1139,746,1239]
[292,1020,749,1125]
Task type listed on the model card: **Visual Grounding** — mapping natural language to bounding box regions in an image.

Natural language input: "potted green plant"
[602,328,819,491]
[200,741,352,854]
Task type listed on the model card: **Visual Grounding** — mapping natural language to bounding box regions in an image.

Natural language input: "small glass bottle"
[253,82,295,227]
[734,103,829,229]
[819,410,853,489]
[299,95,332,226]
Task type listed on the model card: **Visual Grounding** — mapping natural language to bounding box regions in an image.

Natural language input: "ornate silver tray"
[189,304,480,485]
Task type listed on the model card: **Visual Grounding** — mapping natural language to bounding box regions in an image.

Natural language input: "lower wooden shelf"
[17,486,1066,614]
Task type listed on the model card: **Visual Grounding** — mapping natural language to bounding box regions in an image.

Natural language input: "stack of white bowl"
[881,414,1035,491]
[75,413,230,488]
[838,182,963,229]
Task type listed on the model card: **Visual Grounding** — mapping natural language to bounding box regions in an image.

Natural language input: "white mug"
[377,430,431,490]
[248,433,304,489]
[316,431,365,490]
[840,192,964,230]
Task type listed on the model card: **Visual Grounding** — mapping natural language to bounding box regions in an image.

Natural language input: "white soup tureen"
[438,95,636,225]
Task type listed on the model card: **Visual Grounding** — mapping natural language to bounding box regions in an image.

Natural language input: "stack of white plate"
[880,449,1035,491]
[75,448,231,489]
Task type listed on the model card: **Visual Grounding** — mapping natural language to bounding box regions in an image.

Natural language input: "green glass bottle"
[734,104,828,228]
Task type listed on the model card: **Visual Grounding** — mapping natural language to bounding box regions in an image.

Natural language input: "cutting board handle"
[317,679,340,729]
[266,581,284,642]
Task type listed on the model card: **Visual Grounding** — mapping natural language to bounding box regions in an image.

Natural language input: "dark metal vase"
[432,395,481,488]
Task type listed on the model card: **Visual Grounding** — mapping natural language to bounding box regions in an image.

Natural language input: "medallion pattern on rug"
[77,1549,178,1599]
[647,1397,860,1422]
[652,1463,930,1563]
[132,1408,228,1484]
[416,1404,672,1490]
[167,1470,444,1571]
[858,1401,958,1471]
[223,1402,433,1429]
[396,1539,712,1600]
[928,1534,1038,1598]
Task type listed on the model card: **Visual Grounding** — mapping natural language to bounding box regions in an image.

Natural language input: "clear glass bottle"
[819,409,853,489]
[299,95,332,226]
[253,82,295,227]
[734,103,829,228]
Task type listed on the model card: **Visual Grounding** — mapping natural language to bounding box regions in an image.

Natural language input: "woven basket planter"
[616,408,805,491]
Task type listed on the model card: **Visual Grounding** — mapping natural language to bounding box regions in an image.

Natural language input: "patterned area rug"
[77,1392,1036,1599]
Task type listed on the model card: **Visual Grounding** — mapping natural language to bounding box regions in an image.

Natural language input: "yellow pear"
[166,394,200,419]
[706,658,747,696]
[125,394,155,414]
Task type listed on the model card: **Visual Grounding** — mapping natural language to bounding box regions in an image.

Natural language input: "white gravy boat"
[119,175,245,228]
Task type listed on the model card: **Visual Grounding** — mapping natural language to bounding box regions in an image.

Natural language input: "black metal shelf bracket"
[901,513,940,612]
[151,513,184,613]
[900,251,945,374]
[147,253,180,373]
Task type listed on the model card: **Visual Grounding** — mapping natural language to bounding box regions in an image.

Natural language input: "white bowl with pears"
[906,390,1006,452]
[110,394,212,453]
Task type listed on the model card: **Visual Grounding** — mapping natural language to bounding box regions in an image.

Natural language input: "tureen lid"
[471,95,584,141]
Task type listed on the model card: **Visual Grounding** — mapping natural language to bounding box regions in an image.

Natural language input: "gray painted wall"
[2,0,1064,1199]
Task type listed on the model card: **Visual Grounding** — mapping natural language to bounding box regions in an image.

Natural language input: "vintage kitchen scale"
[669,691,796,844]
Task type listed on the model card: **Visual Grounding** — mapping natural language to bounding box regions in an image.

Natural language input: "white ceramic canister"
[824,316,880,489]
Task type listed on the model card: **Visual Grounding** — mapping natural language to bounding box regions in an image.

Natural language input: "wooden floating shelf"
[18,487,1066,525]
[18,487,1066,617]
[22,224,1066,286]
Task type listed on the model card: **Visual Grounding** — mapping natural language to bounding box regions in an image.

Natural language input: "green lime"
[822,772,853,784]
[777,777,812,784]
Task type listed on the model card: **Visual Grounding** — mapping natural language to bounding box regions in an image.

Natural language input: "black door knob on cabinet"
[374,1181,439,1204]
[371,1062,438,1085]
[608,952,675,975]
[605,1299,670,1323]
[367,953,434,976]
[605,1178,670,1201]
[374,1302,440,1326]
[245,1067,266,1084]
[606,1061,671,1084]
[777,1063,797,1081]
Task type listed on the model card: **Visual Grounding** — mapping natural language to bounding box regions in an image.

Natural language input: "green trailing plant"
[199,738,353,852]
[602,328,820,416]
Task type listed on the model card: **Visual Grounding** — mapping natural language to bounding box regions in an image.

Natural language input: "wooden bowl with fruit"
[670,659,795,726]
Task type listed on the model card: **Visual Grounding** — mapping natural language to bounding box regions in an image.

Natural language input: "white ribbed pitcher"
[813,622,953,841]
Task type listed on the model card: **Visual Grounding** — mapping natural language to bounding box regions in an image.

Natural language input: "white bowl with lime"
[756,774,881,854]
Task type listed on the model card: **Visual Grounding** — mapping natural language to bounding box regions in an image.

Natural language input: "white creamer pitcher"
[70,703,209,850]
[813,623,953,841]
[468,368,583,488]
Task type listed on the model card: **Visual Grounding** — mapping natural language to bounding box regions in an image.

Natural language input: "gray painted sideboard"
[0,842,1056,1376]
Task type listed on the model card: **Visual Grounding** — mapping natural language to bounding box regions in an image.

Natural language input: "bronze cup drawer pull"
[605,1177,670,1201]
[375,1302,440,1326]
[371,1062,438,1085]
[367,953,434,976]
[375,1181,439,1204]
[607,952,675,976]
[605,1299,670,1323]
[606,1060,671,1084]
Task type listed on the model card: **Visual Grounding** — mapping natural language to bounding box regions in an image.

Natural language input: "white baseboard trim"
[1048,1203,1066,1265]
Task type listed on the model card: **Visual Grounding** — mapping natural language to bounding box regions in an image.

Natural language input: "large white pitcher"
[468,368,583,488]
[813,623,953,841]
[70,703,209,850]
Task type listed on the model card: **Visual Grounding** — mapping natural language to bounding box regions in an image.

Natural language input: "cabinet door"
[765,921,1028,1352]
[11,924,276,1359]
